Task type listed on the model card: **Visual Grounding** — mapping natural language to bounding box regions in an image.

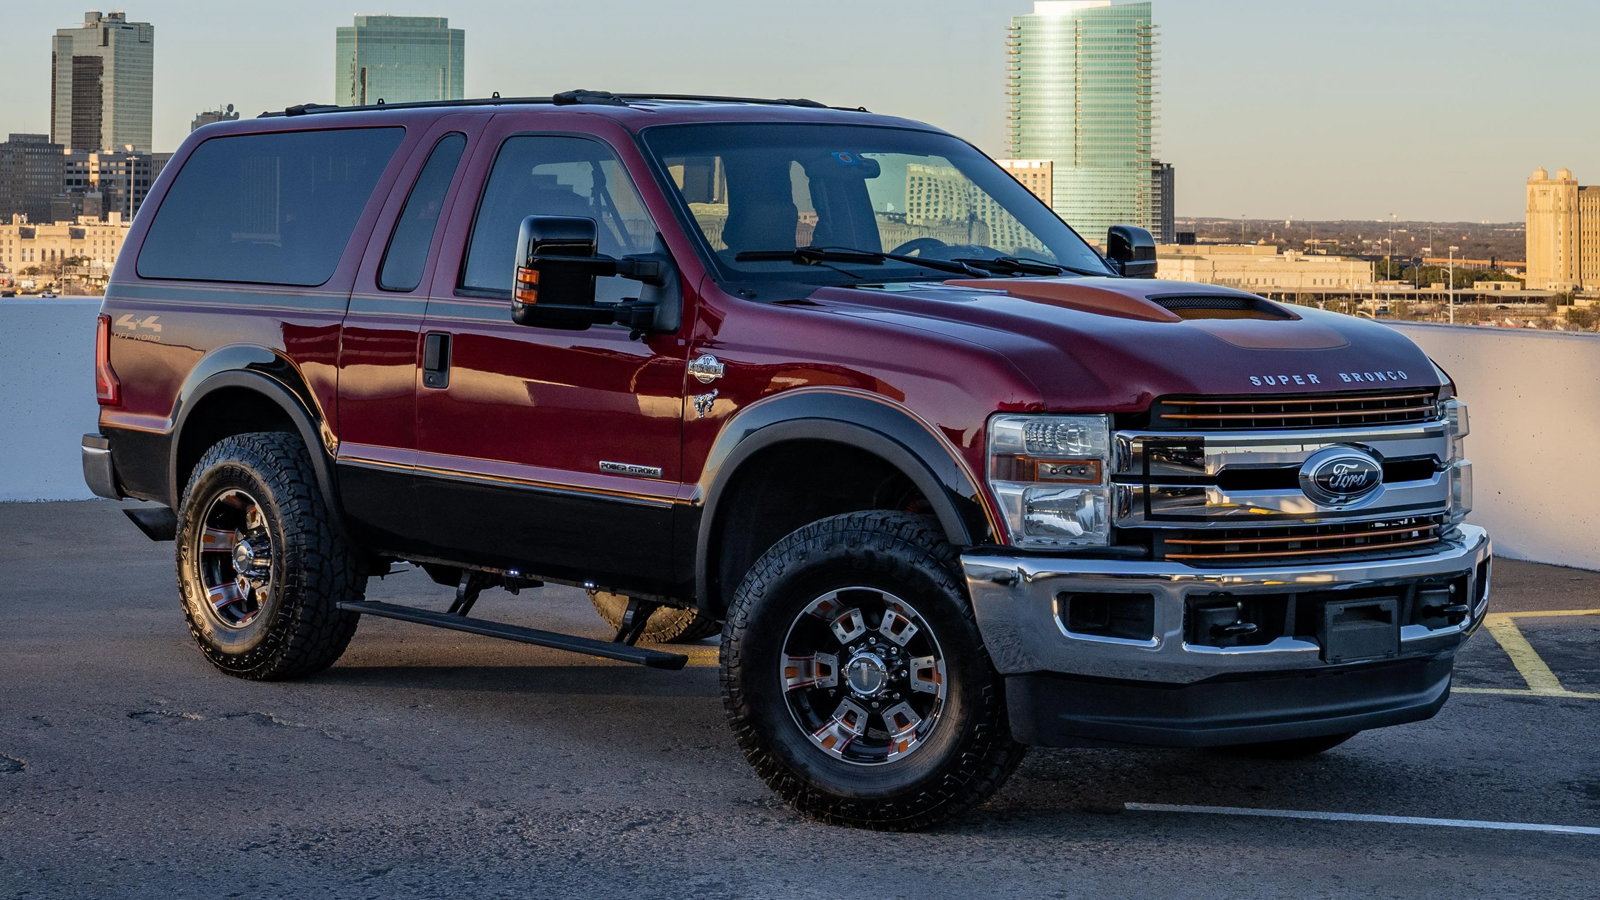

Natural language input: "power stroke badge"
[1299,446,1384,506]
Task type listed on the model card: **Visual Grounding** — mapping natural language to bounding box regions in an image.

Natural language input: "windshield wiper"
[951,255,1114,278]
[735,246,990,278]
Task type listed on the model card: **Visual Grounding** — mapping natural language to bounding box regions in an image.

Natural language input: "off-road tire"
[1217,731,1359,760]
[175,431,362,680]
[720,511,1026,830]
[589,591,720,643]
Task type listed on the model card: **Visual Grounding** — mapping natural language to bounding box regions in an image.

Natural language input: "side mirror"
[512,216,604,330]
[1106,225,1158,279]
[511,215,681,337]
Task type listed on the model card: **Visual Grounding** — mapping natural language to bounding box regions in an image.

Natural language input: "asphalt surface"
[2,501,1597,899]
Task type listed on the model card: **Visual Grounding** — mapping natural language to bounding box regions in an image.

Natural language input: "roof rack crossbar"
[260,90,859,119]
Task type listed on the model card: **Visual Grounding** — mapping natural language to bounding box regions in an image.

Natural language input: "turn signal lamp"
[514,266,541,305]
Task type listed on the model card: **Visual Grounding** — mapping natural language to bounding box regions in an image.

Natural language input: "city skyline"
[0,1,1595,221]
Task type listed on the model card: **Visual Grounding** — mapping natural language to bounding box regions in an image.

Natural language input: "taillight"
[95,313,120,405]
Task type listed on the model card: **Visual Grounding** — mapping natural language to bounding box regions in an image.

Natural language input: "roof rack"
[261,90,864,119]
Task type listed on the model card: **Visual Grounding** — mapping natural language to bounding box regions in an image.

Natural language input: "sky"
[1,0,1595,222]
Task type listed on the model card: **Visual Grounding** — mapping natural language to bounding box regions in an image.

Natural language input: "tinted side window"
[379,133,466,292]
[138,127,404,286]
[461,136,656,304]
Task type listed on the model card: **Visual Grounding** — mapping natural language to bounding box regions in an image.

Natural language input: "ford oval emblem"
[1299,447,1384,506]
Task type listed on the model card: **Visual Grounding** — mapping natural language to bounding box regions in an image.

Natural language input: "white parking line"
[1124,803,1600,836]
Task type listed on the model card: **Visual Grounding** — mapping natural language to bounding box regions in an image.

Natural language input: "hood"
[804,277,1442,412]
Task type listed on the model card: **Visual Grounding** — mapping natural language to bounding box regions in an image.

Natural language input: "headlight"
[1442,398,1471,522]
[988,414,1112,548]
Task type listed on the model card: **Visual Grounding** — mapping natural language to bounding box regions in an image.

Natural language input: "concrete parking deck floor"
[2,501,1596,898]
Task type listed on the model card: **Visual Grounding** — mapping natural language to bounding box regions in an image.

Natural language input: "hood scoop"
[1147,293,1295,321]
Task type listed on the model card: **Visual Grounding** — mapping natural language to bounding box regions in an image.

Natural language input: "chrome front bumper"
[964,525,1491,685]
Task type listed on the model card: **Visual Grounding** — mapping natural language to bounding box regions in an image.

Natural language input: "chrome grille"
[1154,516,1446,563]
[1149,390,1440,431]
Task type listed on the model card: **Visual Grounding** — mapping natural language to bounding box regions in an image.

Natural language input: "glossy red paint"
[98,98,1445,548]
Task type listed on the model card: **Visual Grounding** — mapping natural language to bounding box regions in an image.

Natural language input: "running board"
[337,601,688,670]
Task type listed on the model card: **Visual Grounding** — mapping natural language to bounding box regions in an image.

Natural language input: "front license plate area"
[1320,597,1400,663]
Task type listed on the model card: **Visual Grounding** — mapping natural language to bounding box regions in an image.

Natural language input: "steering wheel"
[889,237,950,257]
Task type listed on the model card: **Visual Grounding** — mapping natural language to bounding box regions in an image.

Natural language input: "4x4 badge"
[688,354,725,384]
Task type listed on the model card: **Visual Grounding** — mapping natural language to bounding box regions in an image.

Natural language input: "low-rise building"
[0,212,129,285]
[1156,244,1375,294]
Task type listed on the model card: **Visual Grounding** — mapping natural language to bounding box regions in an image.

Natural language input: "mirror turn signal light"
[514,266,541,305]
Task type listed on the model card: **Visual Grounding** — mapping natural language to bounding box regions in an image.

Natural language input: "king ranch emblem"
[1298,447,1384,506]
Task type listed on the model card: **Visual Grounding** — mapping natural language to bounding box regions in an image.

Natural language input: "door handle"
[423,332,451,389]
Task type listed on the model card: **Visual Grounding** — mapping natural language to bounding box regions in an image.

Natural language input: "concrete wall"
[0,298,101,502]
[1390,322,1599,569]
[0,301,1592,568]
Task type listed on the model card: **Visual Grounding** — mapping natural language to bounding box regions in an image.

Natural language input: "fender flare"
[168,346,340,514]
[693,389,998,608]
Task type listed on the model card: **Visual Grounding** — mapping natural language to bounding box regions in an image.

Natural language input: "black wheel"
[588,591,720,644]
[721,511,1025,831]
[1217,731,1359,760]
[175,432,363,680]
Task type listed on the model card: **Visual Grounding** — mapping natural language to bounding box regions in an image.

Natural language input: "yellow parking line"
[1455,687,1600,701]
[1483,616,1568,694]
[1488,609,1600,620]
[1476,608,1600,698]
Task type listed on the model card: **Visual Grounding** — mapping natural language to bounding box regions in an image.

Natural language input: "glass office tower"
[1006,1,1157,243]
[335,16,465,107]
[51,12,155,153]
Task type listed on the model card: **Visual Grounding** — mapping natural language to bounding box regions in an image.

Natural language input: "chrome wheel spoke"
[829,608,868,644]
[200,527,235,554]
[909,655,945,695]
[880,701,924,761]
[878,601,919,647]
[783,652,839,692]
[811,698,870,757]
[207,580,245,612]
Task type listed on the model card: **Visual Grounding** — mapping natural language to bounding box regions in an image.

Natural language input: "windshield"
[641,123,1110,295]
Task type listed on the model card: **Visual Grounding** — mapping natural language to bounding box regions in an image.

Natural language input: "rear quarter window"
[137,127,404,286]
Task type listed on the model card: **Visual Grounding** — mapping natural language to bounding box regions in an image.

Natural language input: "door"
[414,125,691,595]
[337,115,482,552]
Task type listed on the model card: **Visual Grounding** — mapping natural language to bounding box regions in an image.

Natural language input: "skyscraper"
[335,16,465,107]
[0,134,67,224]
[1151,160,1175,243]
[51,11,154,153]
[1006,1,1157,243]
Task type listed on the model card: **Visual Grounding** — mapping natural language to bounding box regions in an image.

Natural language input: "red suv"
[84,91,1489,830]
